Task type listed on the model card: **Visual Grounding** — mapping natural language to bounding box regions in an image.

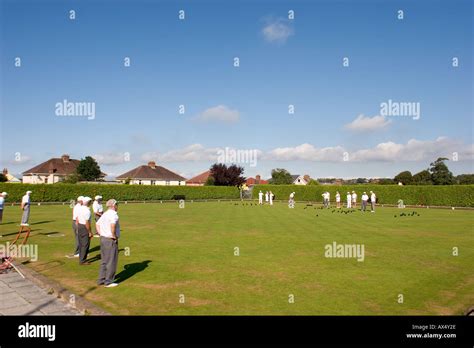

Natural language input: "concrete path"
[0,270,80,315]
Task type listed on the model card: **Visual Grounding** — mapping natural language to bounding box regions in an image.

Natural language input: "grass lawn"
[0,201,473,315]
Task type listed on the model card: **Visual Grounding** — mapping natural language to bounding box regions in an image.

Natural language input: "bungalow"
[116,161,186,186]
[292,174,311,185]
[245,174,268,186]
[22,154,80,184]
[2,168,21,183]
[186,170,211,186]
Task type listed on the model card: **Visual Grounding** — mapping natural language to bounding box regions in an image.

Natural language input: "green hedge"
[252,185,474,207]
[0,183,239,203]
[1,183,473,207]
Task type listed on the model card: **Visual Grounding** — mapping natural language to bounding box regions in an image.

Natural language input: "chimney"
[304,174,311,182]
[2,168,7,175]
[61,154,70,163]
[256,174,261,183]
[148,161,156,169]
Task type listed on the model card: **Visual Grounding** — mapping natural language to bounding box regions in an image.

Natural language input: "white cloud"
[194,105,240,123]
[264,143,345,162]
[262,18,294,44]
[264,137,473,162]
[344,114,392,132]
[93,152,131,165]
[142,144,221,163]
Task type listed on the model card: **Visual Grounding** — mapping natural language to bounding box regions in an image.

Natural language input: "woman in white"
[269,191,274,205]
[335,191,341,209]
[346,192,352,208]
[265,191,269,203]
[370,191,376,212]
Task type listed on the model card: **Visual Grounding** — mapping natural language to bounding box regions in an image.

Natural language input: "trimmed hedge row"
[0,183,240,203]
[1,183,473,207]
[252,184,474,207]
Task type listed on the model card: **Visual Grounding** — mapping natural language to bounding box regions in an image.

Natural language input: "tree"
[456,174,474,185]
[429,157,454,185]
[412,170,432,185]
[394,171,413,185]
[76,156,102,181]
[307,179,319,185]
[204,176,215,186]
[0,173,7,182]
[63,173,81,184]
[209,163,245,186]
[378,178,395,185]
[270,168,293,185]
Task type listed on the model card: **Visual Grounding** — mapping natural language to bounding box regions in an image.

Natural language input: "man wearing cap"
[76,197,93,265]
[370,191,377,213]
[0,192,7,223]
[20,191,32,226]
[92,195,103,237]
[70,196,83,258]
[361,192,369,212]
[351,191,358,208]
[96,199,120,288]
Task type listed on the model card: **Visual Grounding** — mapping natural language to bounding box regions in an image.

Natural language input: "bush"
[0,183,240,203]
[252,184,474,207]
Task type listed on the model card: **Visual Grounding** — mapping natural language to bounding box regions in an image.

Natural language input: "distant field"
[0,202,472,315]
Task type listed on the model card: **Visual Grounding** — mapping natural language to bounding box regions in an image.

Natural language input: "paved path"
[0,270,81,315]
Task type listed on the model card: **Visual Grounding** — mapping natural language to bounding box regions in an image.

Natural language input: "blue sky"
[1,0,472,180]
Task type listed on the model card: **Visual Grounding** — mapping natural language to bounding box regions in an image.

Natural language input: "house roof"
[23,156,80,176]
[291,175,301,181]
[116,162,186,181]
[245,177,269,185]
[186,170,211,184]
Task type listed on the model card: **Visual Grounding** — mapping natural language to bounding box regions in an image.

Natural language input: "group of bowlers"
[71,195,121,288]
[323,190,377,212]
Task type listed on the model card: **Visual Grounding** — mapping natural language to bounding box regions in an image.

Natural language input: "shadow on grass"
[0,229,41,237]
[115,260,152,284]
[31,220,55,225]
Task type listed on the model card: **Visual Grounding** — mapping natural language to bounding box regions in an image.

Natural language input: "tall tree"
[76,156,102,181]
[412,169,432,185]
[209,163,245,186]
[0,173,7,182]
[394,171,413,185]
[270,168,293,184]
[429,157,454,185]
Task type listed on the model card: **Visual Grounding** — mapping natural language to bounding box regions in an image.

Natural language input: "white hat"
[26,191,32,194]
[77,196,84,201]
[1,192,7,196]
[95,195,102,200]
[82,196,92,203]
[106,199,118,207]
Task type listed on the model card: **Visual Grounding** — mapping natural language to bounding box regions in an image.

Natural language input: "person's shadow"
[115,260,151,284]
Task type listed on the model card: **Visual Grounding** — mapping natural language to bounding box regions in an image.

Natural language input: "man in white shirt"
[96,199,120,288]
[361,192,369,211]
[335,191,341,209]
[71,196,83,257]
[258,191,263,205]
[20,191,32,226]
[370,191,377,212]
[0,192,7,223]
[289,192,295,207]
[76,196,93,265]
[351,191,357,208]
[321,192,328,208]
[346,192,352,209]
[269,191,274,205]
[92,195,104,237]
